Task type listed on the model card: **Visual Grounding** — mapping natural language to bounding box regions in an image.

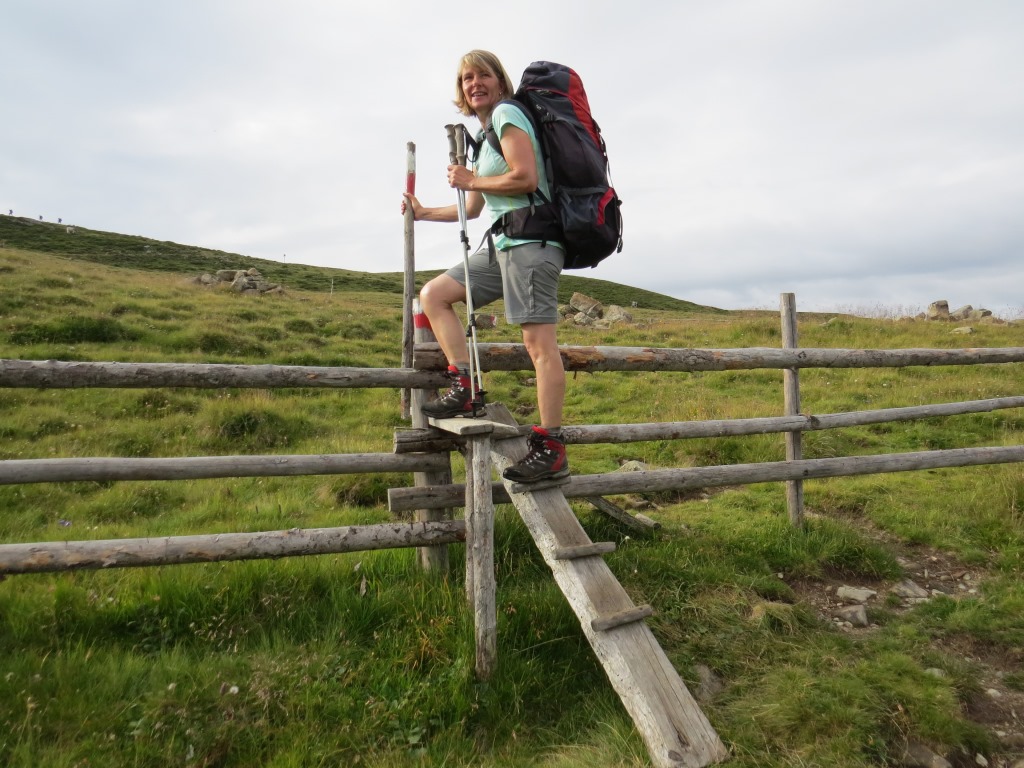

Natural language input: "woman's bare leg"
[521,322,564,428]
[419,274,470,366]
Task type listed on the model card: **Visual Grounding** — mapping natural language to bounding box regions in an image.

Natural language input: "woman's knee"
[522,326,561,366]
[420,275,463,313]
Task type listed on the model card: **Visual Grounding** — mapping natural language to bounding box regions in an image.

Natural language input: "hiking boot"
[421,366,481,419]
[502,427,570,483]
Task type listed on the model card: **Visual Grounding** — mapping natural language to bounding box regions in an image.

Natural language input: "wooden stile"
[486,404,727,768]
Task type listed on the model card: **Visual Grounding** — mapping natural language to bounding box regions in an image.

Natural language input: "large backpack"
[482,61,623,269]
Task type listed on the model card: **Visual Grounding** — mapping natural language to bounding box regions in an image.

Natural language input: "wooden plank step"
[427,416,521,438]
[553,541,616,560]
[592,604,654,632]
[485,404,727,768]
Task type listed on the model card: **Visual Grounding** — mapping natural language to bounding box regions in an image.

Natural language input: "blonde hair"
[453,50,515,117]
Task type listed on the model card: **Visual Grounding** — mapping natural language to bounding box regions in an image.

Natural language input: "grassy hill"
[1,228,1024,767]
[0,215,720,312]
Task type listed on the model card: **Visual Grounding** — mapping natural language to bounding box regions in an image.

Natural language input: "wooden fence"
[1,296,1023,576]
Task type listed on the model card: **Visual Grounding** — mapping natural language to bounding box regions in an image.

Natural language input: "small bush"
[284,319,316,334]
[195,332,269,358]
[328,473,409,507]
[125,392,201,419]
[9,316,141,345]
[205,408,308,452]
[49,293,92,307]
[252,325,283,341]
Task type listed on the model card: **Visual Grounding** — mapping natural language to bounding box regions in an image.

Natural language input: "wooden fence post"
[410,300,453,573]
[466,433,497,680]
[424,416,505,680]
[401,142,416,420]
[780,293,804,527]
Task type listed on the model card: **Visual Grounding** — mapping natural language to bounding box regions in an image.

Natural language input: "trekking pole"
[445,123,486,413]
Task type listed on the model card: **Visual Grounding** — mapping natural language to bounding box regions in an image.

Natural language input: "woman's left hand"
[447,165,476,191]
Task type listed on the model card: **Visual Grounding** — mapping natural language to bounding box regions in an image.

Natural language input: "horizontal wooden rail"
[0,452,450,485]
[5,350,1023,389]
[562,396,1024,444]
[0,359,447,389]
[414,343,1024,373]
[394,396,1024,452]
[0,520,467,575]
[388,444,1024,512]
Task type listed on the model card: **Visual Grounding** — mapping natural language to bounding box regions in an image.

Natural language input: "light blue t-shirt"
[473,102,562,252]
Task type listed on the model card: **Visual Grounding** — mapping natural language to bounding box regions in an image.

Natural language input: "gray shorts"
[445,241,564,325]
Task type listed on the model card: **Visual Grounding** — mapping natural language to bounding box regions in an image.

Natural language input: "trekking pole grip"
[455,126,467,168]
[445,124,459,165]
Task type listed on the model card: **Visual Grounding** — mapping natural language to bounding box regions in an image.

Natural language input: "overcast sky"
[3,1,1023,316]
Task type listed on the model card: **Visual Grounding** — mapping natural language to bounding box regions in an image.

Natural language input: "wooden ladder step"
[552,541,616,560]
[591,604,654,632]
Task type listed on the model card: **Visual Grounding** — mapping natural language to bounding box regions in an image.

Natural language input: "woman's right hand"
[401,192,422,220]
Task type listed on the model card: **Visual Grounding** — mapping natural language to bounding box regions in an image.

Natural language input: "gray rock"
[604,305,633,323]
[901,740,952,768]
[833,604,869,627]
[569,292,603,318]
[694,664,724,703]
[836,586,876,603]
[617,460,651,473]
[926,301,949,321]
[891,579,930,599]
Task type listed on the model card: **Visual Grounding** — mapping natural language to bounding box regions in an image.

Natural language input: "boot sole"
[502,467,570,483]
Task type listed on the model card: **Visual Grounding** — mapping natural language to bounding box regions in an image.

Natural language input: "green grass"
[0,215,713,312]
[1,230,1024,766]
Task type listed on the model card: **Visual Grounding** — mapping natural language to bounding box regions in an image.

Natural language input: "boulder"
[604,304,633,324]
[617,460,651,472]
[926,301,949,321]
[474,314,498,329]
[569,292,603,318]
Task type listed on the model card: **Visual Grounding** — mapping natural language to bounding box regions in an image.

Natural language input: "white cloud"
[3,0,1023,314]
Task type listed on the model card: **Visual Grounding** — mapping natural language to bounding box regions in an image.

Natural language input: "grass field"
[1,217,1024,767]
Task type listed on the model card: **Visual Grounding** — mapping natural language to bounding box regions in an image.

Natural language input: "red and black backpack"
[481,61,623,270]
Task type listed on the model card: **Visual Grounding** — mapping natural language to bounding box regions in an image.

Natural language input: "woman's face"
[460,65,503,115]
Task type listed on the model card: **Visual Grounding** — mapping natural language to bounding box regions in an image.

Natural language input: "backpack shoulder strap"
[483,99,536,159]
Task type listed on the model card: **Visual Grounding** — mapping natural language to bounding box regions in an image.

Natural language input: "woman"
[401,49,568,483]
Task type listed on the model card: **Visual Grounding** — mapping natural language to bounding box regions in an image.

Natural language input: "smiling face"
[452,50,513,118]
[461,65,502,117]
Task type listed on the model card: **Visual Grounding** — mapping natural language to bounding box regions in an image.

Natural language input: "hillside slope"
[0,215,722,312]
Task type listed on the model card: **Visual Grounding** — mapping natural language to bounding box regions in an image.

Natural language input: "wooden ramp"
[485,405,727,768]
